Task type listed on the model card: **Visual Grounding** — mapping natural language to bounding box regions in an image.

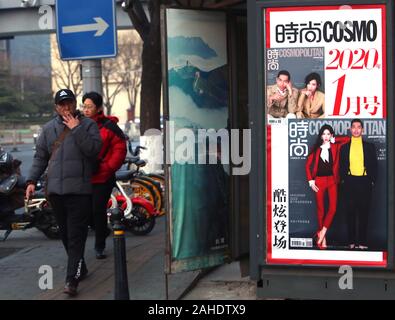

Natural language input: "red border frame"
[265,4,388,267]
[269,252,388,267]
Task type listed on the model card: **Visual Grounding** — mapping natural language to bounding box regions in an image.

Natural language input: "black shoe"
[95,249,106,260]
[63,281,78,297]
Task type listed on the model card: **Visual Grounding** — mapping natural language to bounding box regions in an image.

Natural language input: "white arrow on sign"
[62,17,109,37]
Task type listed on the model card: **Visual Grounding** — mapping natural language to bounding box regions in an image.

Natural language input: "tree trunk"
[106,104,112,116]
[140,39,161,134]
[127,103,136,122]
[124,0,168,134]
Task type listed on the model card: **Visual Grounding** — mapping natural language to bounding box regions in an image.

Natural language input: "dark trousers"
[343,176,373,246]
[49,194,91,283]
[92,179,114,251]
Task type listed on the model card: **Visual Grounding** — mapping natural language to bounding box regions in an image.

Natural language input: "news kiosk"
[248,0,395,299]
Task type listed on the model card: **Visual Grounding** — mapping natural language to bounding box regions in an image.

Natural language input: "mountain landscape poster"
[165,9,230,273]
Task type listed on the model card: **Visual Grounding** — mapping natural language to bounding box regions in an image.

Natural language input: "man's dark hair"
[277,70,291,81]
[304,72,321,87]
[82,91,103,108]
[351,119,363,128]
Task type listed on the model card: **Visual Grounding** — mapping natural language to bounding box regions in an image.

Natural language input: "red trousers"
[314,175,337,230]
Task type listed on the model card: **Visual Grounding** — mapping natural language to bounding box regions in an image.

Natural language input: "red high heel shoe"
[321,237,327,250]
[314,231,327,250]
[314,231,323,249]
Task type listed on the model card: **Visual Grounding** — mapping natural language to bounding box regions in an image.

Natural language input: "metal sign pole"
[81,59,103,95]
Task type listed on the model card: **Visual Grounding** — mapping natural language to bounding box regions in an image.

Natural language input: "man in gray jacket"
[25,89,102,296]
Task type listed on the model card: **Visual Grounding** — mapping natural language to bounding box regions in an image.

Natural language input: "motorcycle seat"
[0,174,18,195]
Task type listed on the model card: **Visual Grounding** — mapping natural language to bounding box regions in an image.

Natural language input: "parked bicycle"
[123,142,166,216]
[107,167,158,236]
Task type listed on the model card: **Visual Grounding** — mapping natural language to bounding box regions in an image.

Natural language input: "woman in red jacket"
[82,92,127,259]
[305,124,349,249]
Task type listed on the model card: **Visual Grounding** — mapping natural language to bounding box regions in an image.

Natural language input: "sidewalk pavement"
[181,260,256,300]
[0,219,198,300]
[36,221,201,300]
[0,217,256,300]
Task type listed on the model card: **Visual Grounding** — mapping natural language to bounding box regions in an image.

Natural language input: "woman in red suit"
[305,124,350,249]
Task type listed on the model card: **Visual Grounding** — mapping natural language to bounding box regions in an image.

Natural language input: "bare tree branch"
[51,36,82,96]
[124,1,173,132]
[101,30,143,115]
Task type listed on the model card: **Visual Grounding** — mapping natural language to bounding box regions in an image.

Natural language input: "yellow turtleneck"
[349,136,365,176]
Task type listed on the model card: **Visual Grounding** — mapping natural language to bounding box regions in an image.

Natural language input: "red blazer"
[305,136,350,184]
[92,113,127,184]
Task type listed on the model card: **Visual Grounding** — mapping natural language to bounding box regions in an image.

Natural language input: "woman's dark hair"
[304,72,321,87]
[309,124,334,154]
[82,91,103,108]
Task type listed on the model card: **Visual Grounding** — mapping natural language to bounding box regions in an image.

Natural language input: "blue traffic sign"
[56,0,117,60]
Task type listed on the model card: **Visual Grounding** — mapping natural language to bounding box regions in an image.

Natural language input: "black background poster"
[288,119,387,251]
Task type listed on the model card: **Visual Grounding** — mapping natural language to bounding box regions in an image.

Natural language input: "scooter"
[0,152,60,241]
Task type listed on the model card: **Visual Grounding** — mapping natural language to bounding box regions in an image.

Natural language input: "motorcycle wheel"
[125,204,155,236]
[36,208,61,240]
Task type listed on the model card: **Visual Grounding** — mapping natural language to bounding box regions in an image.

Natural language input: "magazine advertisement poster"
[265,5,387,266]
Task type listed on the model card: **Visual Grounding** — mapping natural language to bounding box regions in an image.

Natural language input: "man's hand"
[268,94,277,104]
[270,93,285,103]
[286,81,293,93]
[62,112,80,130]
[25,184,35,199]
